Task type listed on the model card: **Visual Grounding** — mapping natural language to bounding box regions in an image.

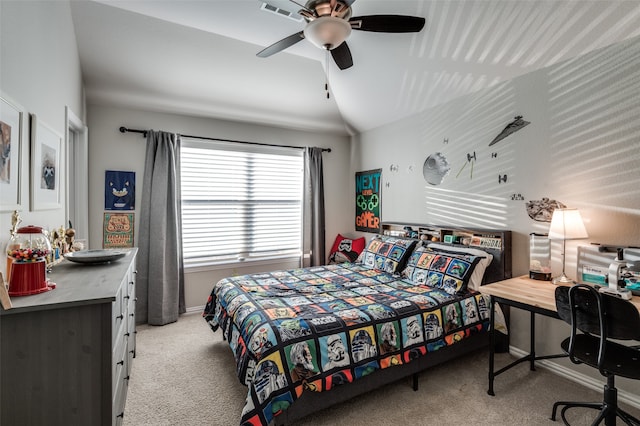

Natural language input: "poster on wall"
[30,114,62,211]
[103,212,134,248]
[355,169,382,233]
[105,170,135,210]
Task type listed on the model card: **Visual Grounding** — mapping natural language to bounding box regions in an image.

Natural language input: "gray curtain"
[303,147,326,266]
[137,130,185,325]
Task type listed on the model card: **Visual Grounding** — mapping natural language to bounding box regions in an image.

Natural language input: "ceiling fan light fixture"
[303,16,352,50]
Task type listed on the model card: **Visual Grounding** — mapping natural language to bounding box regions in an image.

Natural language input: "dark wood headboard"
[380,222,512,284]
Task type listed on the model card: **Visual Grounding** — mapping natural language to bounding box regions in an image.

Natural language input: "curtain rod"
[119,126,331,153]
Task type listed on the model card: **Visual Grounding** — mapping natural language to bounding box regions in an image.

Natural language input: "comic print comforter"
[203,263,491,426]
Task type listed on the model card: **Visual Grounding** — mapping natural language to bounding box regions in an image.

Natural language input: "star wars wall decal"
[526,197,566,222]
[417,116,529,191]
[456,151,476,180]
[422,152,450,186]
[489,115,530,146]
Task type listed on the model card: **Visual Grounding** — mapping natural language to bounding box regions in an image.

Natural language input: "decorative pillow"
[328,234,366,264]
[426,243,493,290]
[402,245,483,295]
[359,235,417,275]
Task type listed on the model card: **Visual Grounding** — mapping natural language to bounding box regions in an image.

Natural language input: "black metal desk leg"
[488,295,496,396]
[530,311,536,371]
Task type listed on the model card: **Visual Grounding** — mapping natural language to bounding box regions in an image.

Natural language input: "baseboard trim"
[510,346,640,410]
[186,305,205,314]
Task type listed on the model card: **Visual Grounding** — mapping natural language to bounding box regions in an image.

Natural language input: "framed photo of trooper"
[30,114,62,210]
[0,94,24,212]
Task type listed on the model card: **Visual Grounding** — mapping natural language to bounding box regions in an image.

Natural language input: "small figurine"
[9,210,21,237]
[65,228,85,252]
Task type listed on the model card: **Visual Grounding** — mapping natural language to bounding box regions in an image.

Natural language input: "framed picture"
[105,170,136,210]
[0,94,24,212]
[103,212,135,248]
[30,114,62,210]
[355,169,382,233]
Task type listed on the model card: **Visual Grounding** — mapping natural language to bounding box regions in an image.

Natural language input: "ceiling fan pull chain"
[325,49,330,99]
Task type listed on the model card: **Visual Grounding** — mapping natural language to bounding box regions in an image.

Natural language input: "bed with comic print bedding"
[203,225,512,426]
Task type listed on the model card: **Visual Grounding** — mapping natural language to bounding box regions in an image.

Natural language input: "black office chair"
[551,284,640,425]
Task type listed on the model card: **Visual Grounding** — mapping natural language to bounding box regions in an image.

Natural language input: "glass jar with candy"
[6,226,55,296]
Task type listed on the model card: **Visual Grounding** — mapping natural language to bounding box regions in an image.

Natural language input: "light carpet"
[124,312,640,426]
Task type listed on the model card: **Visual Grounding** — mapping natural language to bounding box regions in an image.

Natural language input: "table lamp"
[548,208,588,285]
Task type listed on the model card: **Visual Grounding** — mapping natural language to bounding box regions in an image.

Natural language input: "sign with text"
[103,212,134,248]
[355,169,382,233]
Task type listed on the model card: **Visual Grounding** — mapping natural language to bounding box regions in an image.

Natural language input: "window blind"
[180,138,304,267]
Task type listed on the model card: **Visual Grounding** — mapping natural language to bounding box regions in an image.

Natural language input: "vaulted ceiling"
[70,0,640,136]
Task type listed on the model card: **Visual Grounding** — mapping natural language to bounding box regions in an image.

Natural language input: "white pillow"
[426,243,494,290]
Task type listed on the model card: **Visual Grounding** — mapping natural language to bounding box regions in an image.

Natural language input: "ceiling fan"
[257,0,426,70]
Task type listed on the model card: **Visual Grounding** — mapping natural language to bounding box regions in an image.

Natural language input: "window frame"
[179,137,304,269]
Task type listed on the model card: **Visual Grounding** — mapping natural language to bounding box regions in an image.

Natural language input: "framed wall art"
[355,168,382,233]
[105,170,135,210]
[30,114,62,210]
[0,94,24,212]
[103,212,134,248]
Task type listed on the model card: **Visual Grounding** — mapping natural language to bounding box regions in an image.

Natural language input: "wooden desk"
[479,276,640,395]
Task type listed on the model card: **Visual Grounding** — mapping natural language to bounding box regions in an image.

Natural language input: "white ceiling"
[70,0,640,136]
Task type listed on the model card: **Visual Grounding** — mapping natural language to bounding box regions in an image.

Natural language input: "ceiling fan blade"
[350,15,426,33]
[331,42,353,70]
[256,31,305,58]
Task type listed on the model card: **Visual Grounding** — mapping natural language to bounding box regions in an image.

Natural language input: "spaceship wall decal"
[489,115,530,146]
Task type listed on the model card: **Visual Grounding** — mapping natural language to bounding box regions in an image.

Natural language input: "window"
[180,138,304,268]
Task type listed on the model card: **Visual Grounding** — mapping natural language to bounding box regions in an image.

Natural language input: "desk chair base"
[551,379,640,426]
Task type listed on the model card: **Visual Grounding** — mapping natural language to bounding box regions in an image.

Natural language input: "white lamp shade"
[548,208,588,240]
[303,16,352,50]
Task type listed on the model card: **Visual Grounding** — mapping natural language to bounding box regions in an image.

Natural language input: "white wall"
[86,104,352,310]
[352,35,640,395]
[0,1,84,276]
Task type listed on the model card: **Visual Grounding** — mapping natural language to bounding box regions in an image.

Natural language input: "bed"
[203,223,512,426]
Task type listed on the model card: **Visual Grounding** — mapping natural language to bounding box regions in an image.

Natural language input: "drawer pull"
[124,295,130,300]
[116,314,124,320]
[124,332,130,337]
[129,281,134,285]
[117,360,124,366]
[129,313,135,317]
[117,413,124,419]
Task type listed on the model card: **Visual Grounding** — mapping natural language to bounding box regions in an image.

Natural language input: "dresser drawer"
[112,362,128,425]
[111,285,126,346]
[127,292,136,351]
[112,325,127,392]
